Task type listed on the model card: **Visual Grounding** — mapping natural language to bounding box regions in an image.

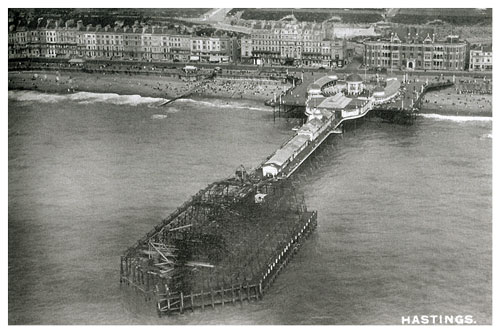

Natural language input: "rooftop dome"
[346,73,363,82]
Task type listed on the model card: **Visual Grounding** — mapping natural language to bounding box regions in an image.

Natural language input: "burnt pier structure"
[120,168,317,316]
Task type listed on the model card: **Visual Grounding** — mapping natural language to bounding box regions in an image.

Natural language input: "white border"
[2,1,497,332]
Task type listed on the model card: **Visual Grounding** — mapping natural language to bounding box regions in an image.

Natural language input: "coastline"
[420,86,492,116]
[8,70,288,103]
[8,70,492,116]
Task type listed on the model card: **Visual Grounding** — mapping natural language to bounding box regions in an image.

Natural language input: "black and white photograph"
[6,2,494,326]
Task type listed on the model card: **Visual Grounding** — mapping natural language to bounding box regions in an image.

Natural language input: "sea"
[8,90,491,325]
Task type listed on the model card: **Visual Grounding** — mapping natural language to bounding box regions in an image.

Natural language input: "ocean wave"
[9,90,68,103]
[419,113,492,123]
[176,98,272,112]
[151,114,168,120]
[9,90,273,112]
[9,90,169,107]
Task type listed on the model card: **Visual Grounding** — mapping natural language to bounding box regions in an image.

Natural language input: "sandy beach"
[422,86,492,116]
[8,70,491,116]
[8,71,289,102]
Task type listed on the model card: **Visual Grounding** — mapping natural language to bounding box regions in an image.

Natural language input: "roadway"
[10,57,491,79]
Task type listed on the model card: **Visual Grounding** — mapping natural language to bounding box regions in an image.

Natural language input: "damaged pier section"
[120,171,317,316]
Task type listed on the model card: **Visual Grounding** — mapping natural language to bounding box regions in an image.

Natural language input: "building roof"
[345,98,367,110]
[266,134,309,167]
[299,118,323,134]
[317,94,352,110]
[373,86,385,93]
[307,96,327,107]
[346,74,363,82]
[313,75,337,88]
[484,45,492,52]
[308,83,321,91]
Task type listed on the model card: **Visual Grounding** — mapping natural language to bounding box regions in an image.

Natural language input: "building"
[243,22,347,67]
[364,32,468,71]
[346,74,364,95]
[240,36,253,63]
[190,36,238,63]
[469,45,492,71]
[8,21,238,63]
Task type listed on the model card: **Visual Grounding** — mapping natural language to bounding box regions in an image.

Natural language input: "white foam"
[177,98,272,112]
[9,90,169,107]
[419,113,492,123]
[9,90,272,112]
[480,133,492,140]
[9,90,68,103]
[151,114,168,120]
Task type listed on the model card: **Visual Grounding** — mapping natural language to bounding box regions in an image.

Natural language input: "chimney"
[432,33,435,42]
[77,20,83,30]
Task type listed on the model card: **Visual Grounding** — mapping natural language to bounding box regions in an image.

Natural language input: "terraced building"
[363,31,468,71]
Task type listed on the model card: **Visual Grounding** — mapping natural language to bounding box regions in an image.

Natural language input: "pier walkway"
[279,102,373,178]
[263,77,453,179]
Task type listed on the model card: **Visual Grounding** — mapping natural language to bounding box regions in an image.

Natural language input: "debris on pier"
[121,168,317,315]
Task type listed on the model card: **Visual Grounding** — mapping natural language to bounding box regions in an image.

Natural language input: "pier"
[120,166,318,316]
[121,72,452,316]
[263,74,453,179]
[373,78,454,124]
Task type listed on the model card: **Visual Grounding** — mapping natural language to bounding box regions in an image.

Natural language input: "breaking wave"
[151,114,168,120]
[9,90,169,107]
[176,98,272,112]
[419,113,492,123]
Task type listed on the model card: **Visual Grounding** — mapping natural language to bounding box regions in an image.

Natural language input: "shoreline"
[420,86,492,116]
[8,70,288,103]
[8,70,492,116]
